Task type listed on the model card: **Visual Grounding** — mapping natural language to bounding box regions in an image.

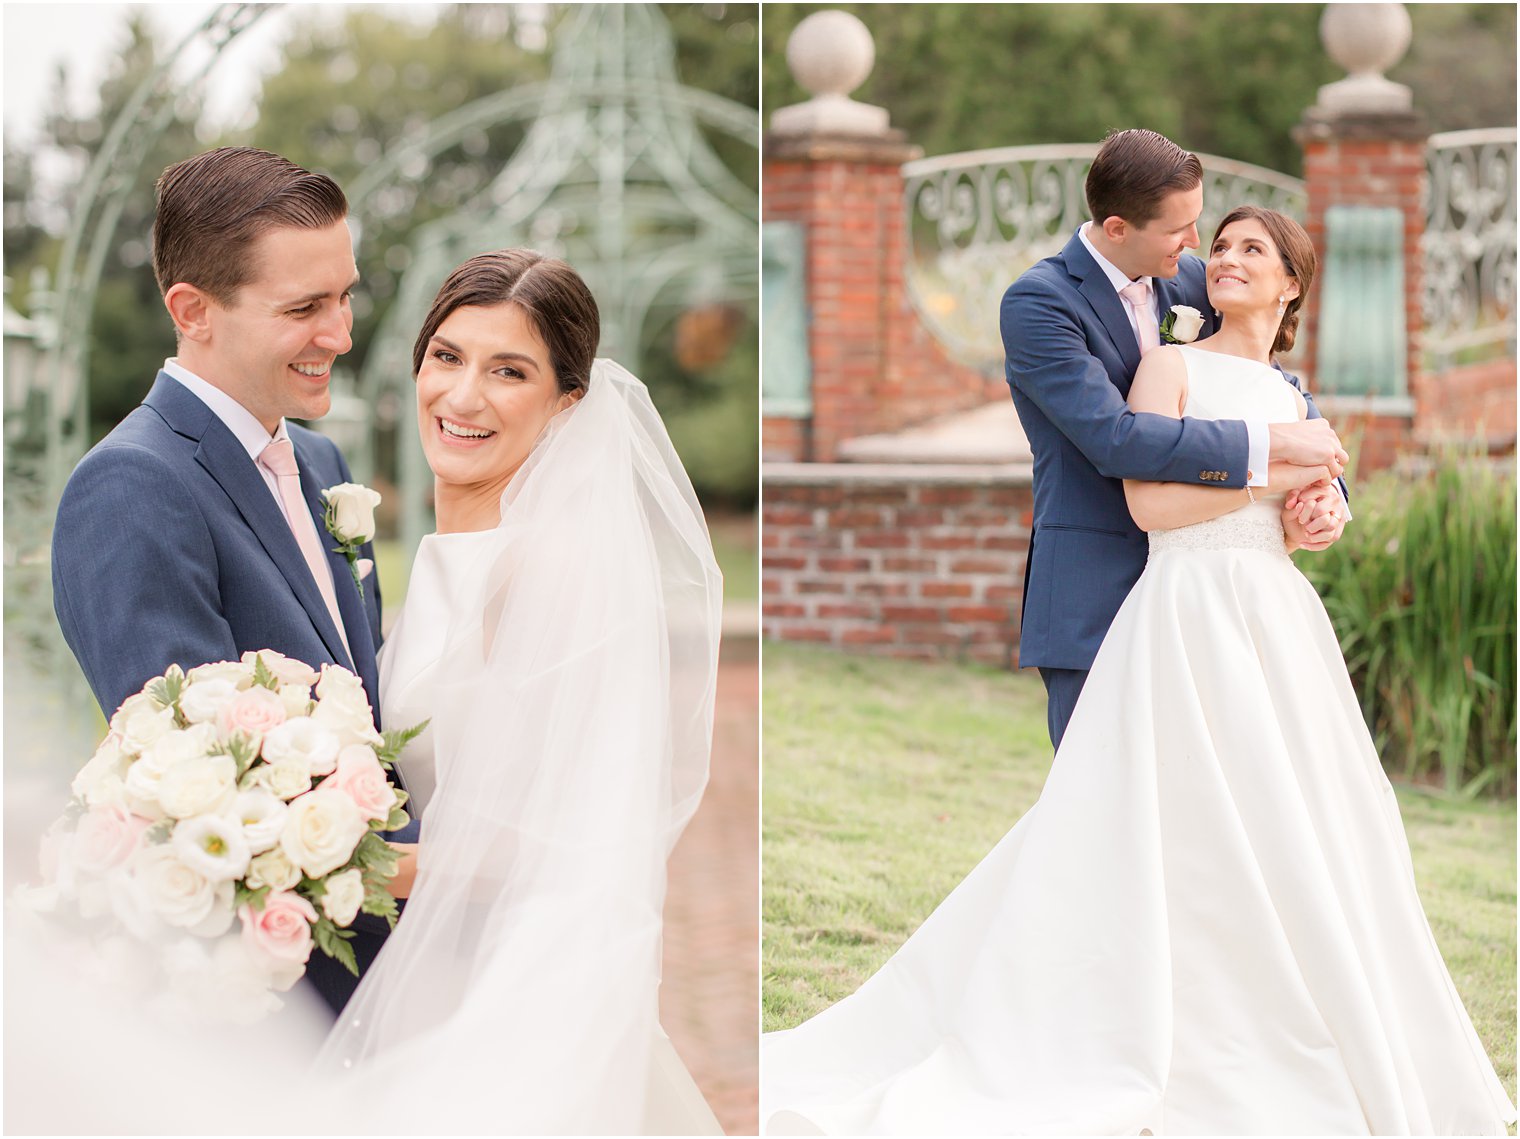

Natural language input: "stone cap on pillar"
[1312,3,1414,116]
[767,10,920,162]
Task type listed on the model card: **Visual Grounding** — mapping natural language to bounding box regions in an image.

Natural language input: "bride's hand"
[385,841,419,899]
[1266,461,1332,495]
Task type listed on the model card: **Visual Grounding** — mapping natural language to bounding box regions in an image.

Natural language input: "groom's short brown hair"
[152,147,348,304]
[1085,129,1204,228]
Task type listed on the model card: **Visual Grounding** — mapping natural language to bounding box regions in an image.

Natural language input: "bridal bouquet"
[18,651,423,1022]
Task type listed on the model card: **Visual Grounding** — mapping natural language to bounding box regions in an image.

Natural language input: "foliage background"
[5,2,760,507]
[761,4,1517,174]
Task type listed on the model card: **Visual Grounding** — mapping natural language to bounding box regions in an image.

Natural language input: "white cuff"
[1334,481,1353,521]
[1245,420,1269,487]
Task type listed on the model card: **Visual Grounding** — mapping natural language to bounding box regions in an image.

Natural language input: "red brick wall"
[763,466,1034,666]
[763,142,1003,461]
[1415,358,1519,448]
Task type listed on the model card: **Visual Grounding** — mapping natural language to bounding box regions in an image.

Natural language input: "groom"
[1000,128,1351,748]
[51,146,414,1016]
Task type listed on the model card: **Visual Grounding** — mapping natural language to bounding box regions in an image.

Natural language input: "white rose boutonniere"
[321,483,382,597]
[1160,304,1204,345]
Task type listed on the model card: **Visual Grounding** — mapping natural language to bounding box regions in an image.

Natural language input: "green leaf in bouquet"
[353,832,401,876]
[378,804,412,833]
[234,881,272,912]
[377,719,430,767]
[250,654,279,692]
[145,819,174,845]
[313,916,359,977]
[360,886,400,929]
[221,732,260,776]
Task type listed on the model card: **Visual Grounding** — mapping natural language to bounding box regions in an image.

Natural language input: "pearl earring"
[1276,294,1286,320]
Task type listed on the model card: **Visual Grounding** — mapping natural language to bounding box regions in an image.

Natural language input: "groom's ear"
[1098,214,1129,243]
[163,283,215,343]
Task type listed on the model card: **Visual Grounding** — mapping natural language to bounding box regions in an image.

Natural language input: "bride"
[760,208,1515,1135]
[319,249,725,1134]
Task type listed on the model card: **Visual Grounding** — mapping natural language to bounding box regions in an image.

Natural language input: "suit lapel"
[146,374,357,674]
[1062,232,1142,379]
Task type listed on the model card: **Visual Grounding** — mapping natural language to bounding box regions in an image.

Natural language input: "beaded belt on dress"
[1147,513,1288,557]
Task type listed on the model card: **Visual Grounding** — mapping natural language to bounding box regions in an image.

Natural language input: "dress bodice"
[1147,345,1304,558]
[378,528,501,823]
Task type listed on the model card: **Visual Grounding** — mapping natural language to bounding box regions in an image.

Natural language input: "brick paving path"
[661,639,759,1135]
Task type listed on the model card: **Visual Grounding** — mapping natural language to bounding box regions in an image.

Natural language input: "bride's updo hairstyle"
[1210,206,1317,357]
[412,249,600,396]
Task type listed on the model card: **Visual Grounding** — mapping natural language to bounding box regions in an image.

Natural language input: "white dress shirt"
[1079,223,1270,487]
[162,358,343,597]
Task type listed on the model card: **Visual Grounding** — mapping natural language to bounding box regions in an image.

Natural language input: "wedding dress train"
[760,347,1516,1136]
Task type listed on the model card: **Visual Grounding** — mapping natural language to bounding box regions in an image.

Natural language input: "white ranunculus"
[245,847,302,892]
[179,677,241,724]
[131,845,222,931]
[141,722,220,770]
[171,813,252,882]
[156,754,239,820]
[280,789,368,878]
[123,750,174,820]
[186,660,255,688]
[261,716,341,777]
[251,757,318,801]
[322,483,382,544]
[1168,304,1205,343]
[232,787,288,854]
[312,666,382,748]
[320,867,365,927]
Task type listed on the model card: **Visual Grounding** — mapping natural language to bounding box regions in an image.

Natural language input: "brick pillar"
[763,135,921,462]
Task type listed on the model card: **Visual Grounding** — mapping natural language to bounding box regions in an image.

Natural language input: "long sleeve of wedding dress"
[321,361,725,1134]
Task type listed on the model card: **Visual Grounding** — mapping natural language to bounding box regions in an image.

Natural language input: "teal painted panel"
[762,221,811,417]
[1316,205,1407,397]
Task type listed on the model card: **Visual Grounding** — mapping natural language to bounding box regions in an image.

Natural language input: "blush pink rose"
[72,805,152,875]
[219,687,288,741]
[239,890,318,966]
[318,745,396,823]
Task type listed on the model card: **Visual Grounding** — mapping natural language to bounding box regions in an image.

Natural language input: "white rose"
[72,734,129,808]
[240,650,320,689]
[180,677,241,725]
[321,483,382,544]
[156,753,239,820]
[261,716,341,777]
[116,702,176,756]
[319,867,365,928]
[244,757,315,801]
[231,787,288,854]
[186,660,255,688]
[246,847,302,892]
[1168,304,1204,343]
[278,683,314,720]
[312,666,382,748]
[171,813,251,882]
[279,789,368,878]
[131,844,233,933]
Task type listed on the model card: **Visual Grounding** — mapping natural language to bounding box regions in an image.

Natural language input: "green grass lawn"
[763,642,1517,1100]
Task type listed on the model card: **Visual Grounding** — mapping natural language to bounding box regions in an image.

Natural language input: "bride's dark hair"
[412,249,600,395]
[1210,206,1316,356]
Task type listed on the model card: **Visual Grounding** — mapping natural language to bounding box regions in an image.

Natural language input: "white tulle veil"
[317,359,723,1132]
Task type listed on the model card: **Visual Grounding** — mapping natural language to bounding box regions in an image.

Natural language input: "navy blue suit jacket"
[52,372,415,1014]
[1000,229,1328,672]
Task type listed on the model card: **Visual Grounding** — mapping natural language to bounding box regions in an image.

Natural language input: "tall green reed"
[1295,450,1516,797]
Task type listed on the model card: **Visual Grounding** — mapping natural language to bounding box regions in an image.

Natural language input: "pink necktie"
[258,439,351,660]
[1119,279,1161,356]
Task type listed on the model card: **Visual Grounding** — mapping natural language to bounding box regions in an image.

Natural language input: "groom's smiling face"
[1112,184,1204,281]
[182,220,359,433]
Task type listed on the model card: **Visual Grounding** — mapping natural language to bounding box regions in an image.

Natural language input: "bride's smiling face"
[1206,217,1299,317]
[415,303,580,491]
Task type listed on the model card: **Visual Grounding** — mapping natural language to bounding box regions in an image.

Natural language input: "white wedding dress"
[761,347,1516,1135]
[315,361,726,1134]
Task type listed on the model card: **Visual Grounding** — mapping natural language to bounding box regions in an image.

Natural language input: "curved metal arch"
[41,4,274,498]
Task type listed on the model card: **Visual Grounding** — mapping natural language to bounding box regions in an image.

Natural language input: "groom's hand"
[1268,420,1348,478]
[1282,485,1347,552]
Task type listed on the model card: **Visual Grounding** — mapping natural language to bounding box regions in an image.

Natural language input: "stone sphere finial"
[770,10,891,138]
[787,10,875,100]
[1314,3,1414,114]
